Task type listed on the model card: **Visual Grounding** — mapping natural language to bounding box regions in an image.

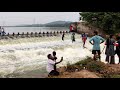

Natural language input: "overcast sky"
[0,12,80,26]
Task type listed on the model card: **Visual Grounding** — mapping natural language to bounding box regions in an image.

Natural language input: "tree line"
[80,12,120,34]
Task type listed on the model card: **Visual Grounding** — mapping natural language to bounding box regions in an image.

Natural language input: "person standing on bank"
[105,34,116,64]
[115,36,120,64]
[46,54,63,77]
[103,35,109,63]
[89,31,105,61]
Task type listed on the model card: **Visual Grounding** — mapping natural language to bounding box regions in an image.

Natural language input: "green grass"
[65,56,117,78]
[110,74,120,78]
[66,57,92,72]
[74,56,92,67]
[66,62,83,72]
[86,61,107,73]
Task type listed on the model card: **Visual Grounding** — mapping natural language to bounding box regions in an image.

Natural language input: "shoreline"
[49,57,120,78]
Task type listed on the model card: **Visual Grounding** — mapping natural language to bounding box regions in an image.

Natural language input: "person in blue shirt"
[89,31,105,61]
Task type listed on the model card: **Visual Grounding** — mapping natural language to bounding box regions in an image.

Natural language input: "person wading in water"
[62,33,65,41]
[81,32,87,48]
[71,33,75,43]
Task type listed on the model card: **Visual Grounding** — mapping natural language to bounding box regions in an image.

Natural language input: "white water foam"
[0,34,118,77]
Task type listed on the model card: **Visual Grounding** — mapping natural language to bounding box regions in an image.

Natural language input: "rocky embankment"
[77,22,106,37]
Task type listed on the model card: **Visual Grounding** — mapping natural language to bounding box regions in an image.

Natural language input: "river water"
[3,27,69,34]
[0,27,119,78]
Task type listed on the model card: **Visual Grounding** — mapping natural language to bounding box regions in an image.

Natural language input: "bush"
[64,56,120,78]
[100,66,120,78]
[66,62,82,72]
[66,57,93,72]
[110,74,120,78]
[74,57,92,67]
[86,61,107,73]
[102,73,120,78]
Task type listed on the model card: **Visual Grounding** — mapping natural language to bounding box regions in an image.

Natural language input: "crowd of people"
[89,31,120,64]
[46,30,120,77]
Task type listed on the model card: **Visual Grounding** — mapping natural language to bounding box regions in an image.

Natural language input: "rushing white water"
[0,33,119,78]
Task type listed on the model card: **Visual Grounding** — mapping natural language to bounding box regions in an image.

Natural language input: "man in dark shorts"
[89,31,105,61]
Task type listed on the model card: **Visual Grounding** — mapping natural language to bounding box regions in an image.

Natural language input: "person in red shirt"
[70,25,74,32]
[81,33,87,48]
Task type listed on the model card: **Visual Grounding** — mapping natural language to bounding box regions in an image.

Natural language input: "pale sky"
[0,12,80,26]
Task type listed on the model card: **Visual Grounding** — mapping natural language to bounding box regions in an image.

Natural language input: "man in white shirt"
[46,54,63,77]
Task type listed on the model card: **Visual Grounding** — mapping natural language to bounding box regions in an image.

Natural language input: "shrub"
[110,74,120,78]
[86,61,107,73]
[74,57,92,67]
[66,62,82,72]
[100,67,120,78]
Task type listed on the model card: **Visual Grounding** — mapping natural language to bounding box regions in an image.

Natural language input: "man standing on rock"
[89,31,105,61]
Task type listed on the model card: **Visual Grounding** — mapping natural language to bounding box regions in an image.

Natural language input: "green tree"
[80,12,120,34]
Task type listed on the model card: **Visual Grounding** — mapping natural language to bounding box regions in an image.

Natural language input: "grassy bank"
[50,57,120,78]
